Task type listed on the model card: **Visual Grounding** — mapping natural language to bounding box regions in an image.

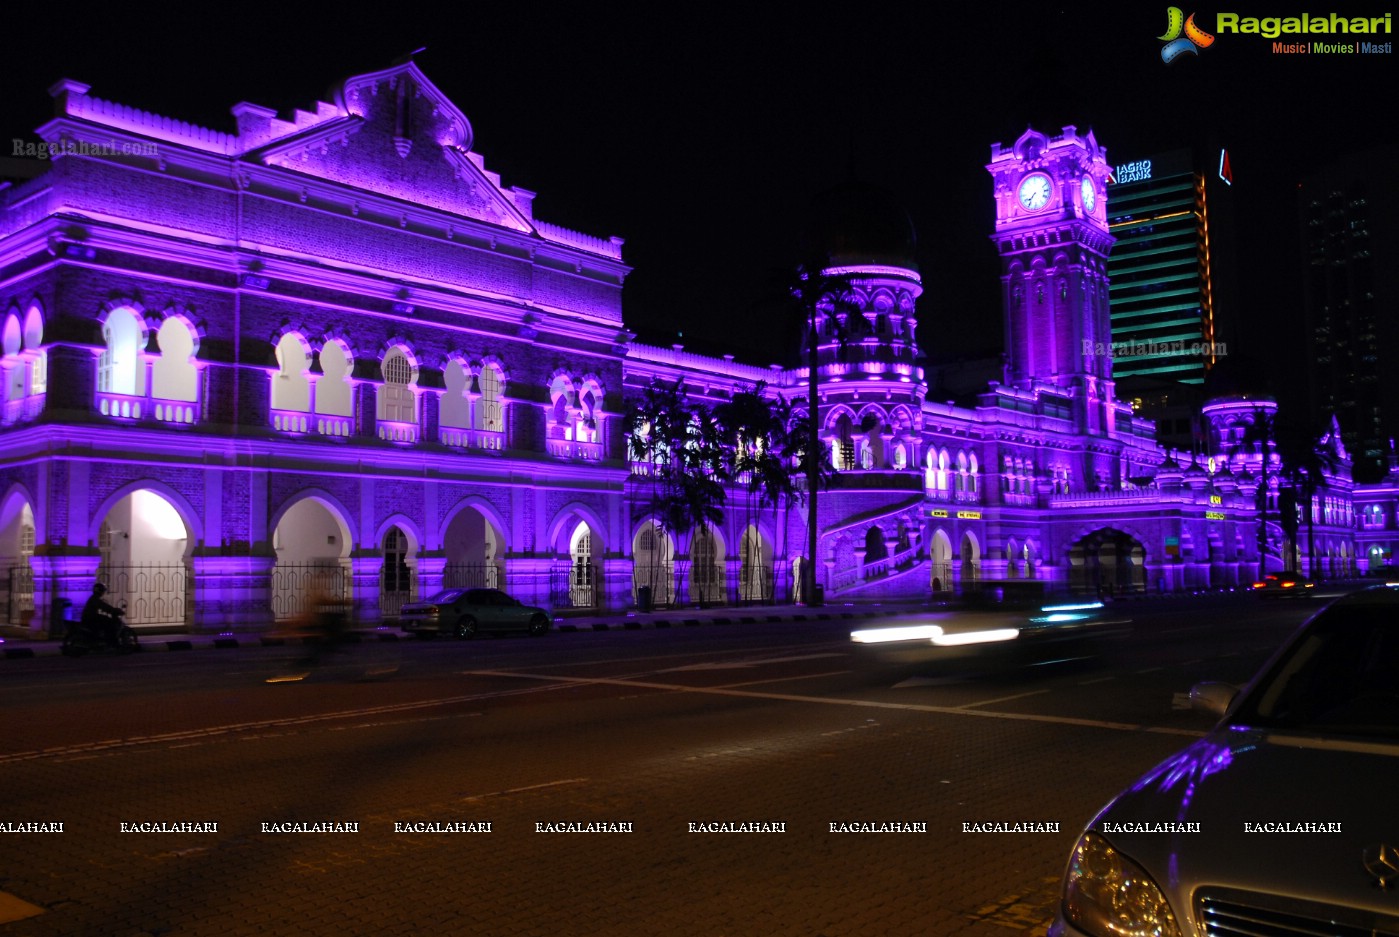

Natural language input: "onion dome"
[803,180,918,272]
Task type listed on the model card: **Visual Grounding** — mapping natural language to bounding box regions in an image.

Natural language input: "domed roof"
[1201,355,1276,403]
[803,180,918,272]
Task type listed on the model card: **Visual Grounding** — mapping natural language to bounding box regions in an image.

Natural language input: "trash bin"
[811,584,824,607]
[637,586,653,613]
[49,597,72,637]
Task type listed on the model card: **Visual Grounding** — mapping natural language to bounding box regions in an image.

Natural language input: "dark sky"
[4,4,1397,382]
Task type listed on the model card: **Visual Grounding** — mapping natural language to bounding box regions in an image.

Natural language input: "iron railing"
[271,563,350,621]
[95,563,193,627]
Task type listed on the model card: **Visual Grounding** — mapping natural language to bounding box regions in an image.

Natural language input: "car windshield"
[1234,601,1399,742]
[428,590,466,603]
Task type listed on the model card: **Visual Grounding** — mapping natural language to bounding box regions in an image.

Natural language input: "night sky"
[4,4,1396,390]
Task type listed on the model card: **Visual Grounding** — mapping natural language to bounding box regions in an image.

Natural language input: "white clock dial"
[1081,176,1097,213]
[1017,174,1051,211]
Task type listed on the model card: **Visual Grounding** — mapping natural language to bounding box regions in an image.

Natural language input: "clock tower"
[987,126,1116,431]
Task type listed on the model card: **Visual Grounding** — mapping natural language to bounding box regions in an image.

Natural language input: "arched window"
[549,375,574,440]
[316,341,354,432]
[151,318,198,402]
[2,312,23,404]
[576,380,601,444]
[832,414,854,470]
[272,334,311,415]
[476,363,503,432]
[379,348,415,422]
[440,360,470,432]
[937,450,950,495]
[968,453,979,495]
[99,306,146,398]
[377,346,417,442]
[150,318,200,423]
[24,305,46,398]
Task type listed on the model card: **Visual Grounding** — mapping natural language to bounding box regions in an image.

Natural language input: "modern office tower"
[1300,146,1399,482]
[1105,148,1234,385]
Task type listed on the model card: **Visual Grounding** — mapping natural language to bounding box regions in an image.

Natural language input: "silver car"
[398,588,552,638]
[1050,584,1399,936]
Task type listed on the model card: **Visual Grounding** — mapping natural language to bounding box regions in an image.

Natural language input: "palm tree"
[1276,412,1343,579]
[625,378,727,605]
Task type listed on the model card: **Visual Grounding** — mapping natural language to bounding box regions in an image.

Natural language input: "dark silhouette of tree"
[625,379,726,605]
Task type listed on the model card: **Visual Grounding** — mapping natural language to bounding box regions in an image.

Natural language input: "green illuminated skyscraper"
[1106,149,1233,385]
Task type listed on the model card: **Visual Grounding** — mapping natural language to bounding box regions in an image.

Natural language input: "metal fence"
[441,563,504,591]
[5,565,35,626]
[96,563,193,627]
[550,564,602,611]
[271,564,350,621]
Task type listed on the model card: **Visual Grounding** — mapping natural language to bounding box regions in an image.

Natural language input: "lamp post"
[805,277,821,606]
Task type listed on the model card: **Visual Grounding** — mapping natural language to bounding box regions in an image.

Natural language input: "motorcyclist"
[81,582,124,644]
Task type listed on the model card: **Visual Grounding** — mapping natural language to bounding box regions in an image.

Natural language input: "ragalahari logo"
[1159,7,1216,62]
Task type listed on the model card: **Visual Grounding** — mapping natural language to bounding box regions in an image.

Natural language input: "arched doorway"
[738,525,773,604]
[690,526,725,605]
[633,520,674,607]
[960,532,981,584]
[380,525,417,618]
[568,522,598,608]
[1069,528,1147,595]
[96,489,192,628]
[930,529,952,593]
[0,495,35,627]
[443,504,506,590]
[271,497,351,621]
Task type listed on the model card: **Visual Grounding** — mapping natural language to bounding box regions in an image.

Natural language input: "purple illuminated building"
[0,68,1393,636]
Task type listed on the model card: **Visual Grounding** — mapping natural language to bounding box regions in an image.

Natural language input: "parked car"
[397,589,552,638]
[1049,584,1399,937]
[1250,569,1315,597]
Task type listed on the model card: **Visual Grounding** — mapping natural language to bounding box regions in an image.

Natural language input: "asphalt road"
[0,591,1335,937]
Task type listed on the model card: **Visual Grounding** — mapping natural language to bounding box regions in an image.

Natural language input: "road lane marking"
[462,671,1209,738]
[460,777,588,802]
[955,690,1050,709]
[659,653,846,672]
[1077,676,1117,685]
[710,670,852,689]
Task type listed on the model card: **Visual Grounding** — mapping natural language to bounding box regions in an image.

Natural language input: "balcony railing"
[547,438,603,461]
[377,420,419,444]
[439,427,505,451]
[271,409,354,437]
[98,391,198,424]
[2,394,44,425]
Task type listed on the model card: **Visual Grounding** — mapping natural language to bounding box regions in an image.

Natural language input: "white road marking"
[659,653,846,672]
[463,671,1209,738]
[1077,676,1117,685]
[460,778,588,802]
[710,670,852,689]
[955,689,1049,709]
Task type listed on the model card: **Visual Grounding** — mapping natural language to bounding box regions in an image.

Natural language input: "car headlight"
[1063,832,1181,937]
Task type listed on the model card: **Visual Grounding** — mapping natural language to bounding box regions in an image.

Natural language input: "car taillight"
[428,605,441,615]
[1251,582,1265,589]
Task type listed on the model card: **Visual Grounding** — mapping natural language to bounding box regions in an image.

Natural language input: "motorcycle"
[60,606,140,656]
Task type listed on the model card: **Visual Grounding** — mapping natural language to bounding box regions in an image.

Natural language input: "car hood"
[1091,727,1399,929]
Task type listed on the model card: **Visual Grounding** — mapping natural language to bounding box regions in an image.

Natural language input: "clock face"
[1017,173,1051,211]
[1080,176,1097,213]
